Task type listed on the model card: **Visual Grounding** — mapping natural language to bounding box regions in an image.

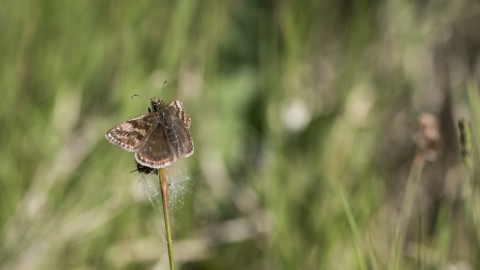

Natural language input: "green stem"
[339,186,368,270]
[159,167,175,270]
[468,171,480,245]
[388,154,425,270]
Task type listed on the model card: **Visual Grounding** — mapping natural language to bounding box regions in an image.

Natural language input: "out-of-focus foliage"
[2,0,480,269]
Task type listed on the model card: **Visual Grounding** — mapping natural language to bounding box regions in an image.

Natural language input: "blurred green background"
[3,0,480,269]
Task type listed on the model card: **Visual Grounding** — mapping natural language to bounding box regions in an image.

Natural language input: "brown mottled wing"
[165,108,193,158]
[168,100,191,128]
[105,113,157,152]
[135,123,176,168]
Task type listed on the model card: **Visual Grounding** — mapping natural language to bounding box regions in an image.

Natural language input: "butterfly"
[105,97,194,168]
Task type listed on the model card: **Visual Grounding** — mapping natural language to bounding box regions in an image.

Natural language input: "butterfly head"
[150,97,165,112]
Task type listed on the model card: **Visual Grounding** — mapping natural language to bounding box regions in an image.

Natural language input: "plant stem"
[159,167,175,270]
[388,154,425,270]
[339,186,368,270]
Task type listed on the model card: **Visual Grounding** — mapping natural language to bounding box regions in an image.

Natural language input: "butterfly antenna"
[131,94,147,99]
[160,80,167,99]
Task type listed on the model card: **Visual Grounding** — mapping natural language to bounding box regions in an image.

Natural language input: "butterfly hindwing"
[135,123,176,168]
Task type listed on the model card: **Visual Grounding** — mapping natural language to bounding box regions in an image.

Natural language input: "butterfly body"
[130,161,158,174]
[105,98,194,168]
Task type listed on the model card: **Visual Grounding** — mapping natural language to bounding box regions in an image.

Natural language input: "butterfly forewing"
[168,100,191,128]
[105,113,157,152]
[170,118,194,158]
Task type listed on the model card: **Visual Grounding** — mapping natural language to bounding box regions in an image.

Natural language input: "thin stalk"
[458,118,480,245]
[465,170,480,245]
[388,154,425,270]
[159,167,175,270]
[339,186,368,270]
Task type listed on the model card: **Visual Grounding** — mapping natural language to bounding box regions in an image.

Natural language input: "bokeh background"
[3,0,480,269]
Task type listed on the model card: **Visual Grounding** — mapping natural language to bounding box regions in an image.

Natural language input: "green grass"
[1,0,480,269]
